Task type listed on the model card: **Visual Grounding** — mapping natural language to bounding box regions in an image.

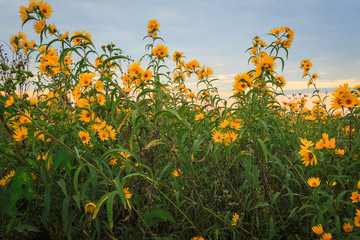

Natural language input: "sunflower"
[78,131,90,144]
[307,177,321,187]
[324,138,335,149]
[79,110,92,122]
[0,170,16,187]
[79,72,95,88]
[59,31,69,40]
[5,96,15,107]
[188,59,200,70]
[98,129,109,141]
[152,44,169,59]
[212,130,223,143]
[314,139,325,150]
[72,30,85,45]
[33,19,46,34]
[230,120,241,130]
[255,55,276,77]
[299,148,317,166]
[84,202,96,213]
[350,191,360,203]
[299,138,314,149]
[142,69,152,81]
[13,126,28,142]
[173,51,183,62]
[38,1,53,19]
[19,5,29,23]
[195,113,204,121]
[97,94,106,106]
[225,131,238,143]
[343,222,353,233]
[120,151,131,159]
[330,97,342,110]
[341,93,357,108]
[128,61,142,76]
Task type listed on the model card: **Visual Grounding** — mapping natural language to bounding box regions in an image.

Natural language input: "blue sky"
[1,0,359,97]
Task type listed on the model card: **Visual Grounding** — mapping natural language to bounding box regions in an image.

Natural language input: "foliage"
[1,1,360,239]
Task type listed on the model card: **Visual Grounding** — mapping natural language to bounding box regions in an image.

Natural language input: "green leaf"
[57,178,68,196]
[62,197,70,238]
[107,191,117,229]
[151,208,175,223]
[112,178,127,209]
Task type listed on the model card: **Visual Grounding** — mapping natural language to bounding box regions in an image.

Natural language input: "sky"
[1,0,360,97]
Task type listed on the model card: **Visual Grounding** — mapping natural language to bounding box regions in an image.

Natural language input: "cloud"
[285,78,360,90]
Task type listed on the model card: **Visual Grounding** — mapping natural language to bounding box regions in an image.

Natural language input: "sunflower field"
[1,1,360,239]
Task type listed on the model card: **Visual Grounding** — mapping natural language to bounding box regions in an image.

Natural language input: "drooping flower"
[124,187,132,199]
[307,177,321,187]
[172,169,182,177]
[33,19,46,34]
[97,94,106,106]
[231,213,239,226]
[19,5,29,23]
[350,191,360,203]
[299,148,317,166]
[320,233,332,240]
[343,222,353,232]
[0,170,16,187]
[5,96,15,107]
[84,202,96,213]
[312,224,323,235]
[195,113,204,121]
[190,236,204,240]
[59,31,69,40]
[355,217,360,227]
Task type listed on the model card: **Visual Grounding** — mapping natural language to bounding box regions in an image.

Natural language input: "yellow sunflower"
[33,19,46,34]
[212,130,224,143]
[79,72,95,88]
[307,177,321,187]
[78,131,90,144]
[38,1,53,19]
[98,129,109,141]
[13,126,28,142]
[152,44,169,59]
[97,94,106,106]
[343,222,353,233]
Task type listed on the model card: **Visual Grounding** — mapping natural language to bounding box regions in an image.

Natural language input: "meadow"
[0,1,360,239]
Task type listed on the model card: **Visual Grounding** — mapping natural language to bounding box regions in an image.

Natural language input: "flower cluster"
[298,138,317,166]
[312,224,332,239]
[147,19,160,38]
[331,83,359,109]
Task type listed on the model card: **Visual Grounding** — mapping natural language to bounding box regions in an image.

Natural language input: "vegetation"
[1,1,360,239]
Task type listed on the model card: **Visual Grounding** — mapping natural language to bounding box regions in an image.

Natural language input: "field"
[1,1,360,239]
